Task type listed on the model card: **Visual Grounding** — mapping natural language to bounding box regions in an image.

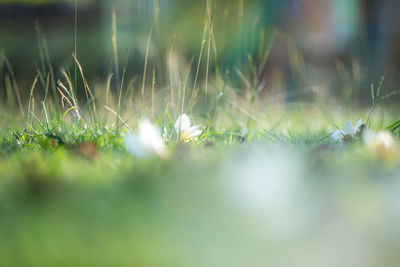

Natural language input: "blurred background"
[1,0,400,106]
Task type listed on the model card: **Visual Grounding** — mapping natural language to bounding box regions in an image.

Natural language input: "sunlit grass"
[2,1,400,266]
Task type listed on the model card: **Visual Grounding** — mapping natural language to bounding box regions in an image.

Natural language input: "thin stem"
[151,68,156,115]
[141,18,155,98]
[74,0,77,97]
[112,8,120,90]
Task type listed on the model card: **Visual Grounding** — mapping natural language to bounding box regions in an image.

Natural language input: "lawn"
[1,105,400,266]
[2,0,400,266]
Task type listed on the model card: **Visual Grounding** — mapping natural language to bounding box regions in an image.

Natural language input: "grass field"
[2,1,400,266]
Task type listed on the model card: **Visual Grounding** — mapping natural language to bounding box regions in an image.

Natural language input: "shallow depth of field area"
[2,0,400,266]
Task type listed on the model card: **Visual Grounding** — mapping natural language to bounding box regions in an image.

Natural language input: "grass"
[1,123,400,266]
[2,1,400,266]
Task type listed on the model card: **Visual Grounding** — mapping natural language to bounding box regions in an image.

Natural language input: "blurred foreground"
[1,140,400,266]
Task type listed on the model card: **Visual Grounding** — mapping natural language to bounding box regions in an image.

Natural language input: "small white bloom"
[331,129,344,143]
[174,113,202,142]
[344,119,363,135]
[124,118,167,158]
[331,119,363,142]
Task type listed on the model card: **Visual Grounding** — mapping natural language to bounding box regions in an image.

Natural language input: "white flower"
[331,119,363,142]
[124,118,167,158]
[331,129,344,143]
[174,113,202,143]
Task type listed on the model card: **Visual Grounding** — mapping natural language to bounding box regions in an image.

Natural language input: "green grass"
[1,103,400,266]
[1,123,400,266]
[2,1,400,266]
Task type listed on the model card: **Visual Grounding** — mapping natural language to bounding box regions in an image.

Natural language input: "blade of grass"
[35,20,46,88]
[181,58,195,113]
[103,73,114,125]
[141,11,156,98]
[27,74,39,125]
[111,8,120,90]
[5,75,15,108]
[117,48,129,133]
[61,70,81,119]
[42,101,50,129]
[2,54,23,114]
[168,34,176,107]
[74,0,78,101]
[151,68,156,115]
[72,53,97,123]
[0,48,4,103]
[192,25,207,97]
[104,105,131,133]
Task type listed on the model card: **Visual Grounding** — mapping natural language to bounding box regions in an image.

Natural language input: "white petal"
[344,120,354,135]
[138,119,158,140]
[191,129,203,138]
[180,128,202,142]
[125,118,167,158]
[331,129,344,143]
[354,119,363,133]
[181,125,202,140]
[175,113,191,133]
